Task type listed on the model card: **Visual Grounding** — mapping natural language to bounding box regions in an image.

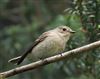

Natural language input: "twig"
[0,40,100,78]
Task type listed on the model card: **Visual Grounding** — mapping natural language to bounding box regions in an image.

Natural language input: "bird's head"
[55,25,75,39]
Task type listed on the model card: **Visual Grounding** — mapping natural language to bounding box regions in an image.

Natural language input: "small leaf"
[98,25,100,29]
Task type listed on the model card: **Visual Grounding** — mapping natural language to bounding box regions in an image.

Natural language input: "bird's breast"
[30,35,66,60]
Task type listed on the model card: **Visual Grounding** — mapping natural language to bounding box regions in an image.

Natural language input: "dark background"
[0,0,100,79]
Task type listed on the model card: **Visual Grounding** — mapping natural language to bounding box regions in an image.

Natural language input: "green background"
[0,0,100,79]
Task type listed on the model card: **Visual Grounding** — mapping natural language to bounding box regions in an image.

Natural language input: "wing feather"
[17,32,48,65]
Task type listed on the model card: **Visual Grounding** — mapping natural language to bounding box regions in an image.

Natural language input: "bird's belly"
[30,37,65,61]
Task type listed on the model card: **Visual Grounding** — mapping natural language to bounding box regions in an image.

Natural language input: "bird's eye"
[62,28,67,31]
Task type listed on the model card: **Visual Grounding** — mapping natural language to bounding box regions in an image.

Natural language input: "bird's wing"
[17,32,49,65]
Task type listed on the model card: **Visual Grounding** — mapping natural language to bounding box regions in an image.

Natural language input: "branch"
[0,40,100,78]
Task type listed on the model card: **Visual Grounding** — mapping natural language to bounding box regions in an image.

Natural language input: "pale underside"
[28,36,66,61]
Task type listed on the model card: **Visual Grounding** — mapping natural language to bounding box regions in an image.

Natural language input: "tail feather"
[8,56,21,64]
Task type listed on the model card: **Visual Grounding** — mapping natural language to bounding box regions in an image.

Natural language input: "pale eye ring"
[62,28,67,31]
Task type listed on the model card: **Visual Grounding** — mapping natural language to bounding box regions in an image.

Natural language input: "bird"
[8,25,75,65]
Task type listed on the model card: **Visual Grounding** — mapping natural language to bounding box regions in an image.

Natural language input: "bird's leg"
[39,57,48,64]
[59,52,63,56]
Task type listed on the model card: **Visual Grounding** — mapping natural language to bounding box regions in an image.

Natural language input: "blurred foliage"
[0,0,100,79]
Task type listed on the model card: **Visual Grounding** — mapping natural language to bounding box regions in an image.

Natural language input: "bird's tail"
[8,56,21,64]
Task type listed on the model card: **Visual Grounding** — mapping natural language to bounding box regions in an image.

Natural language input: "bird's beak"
[70,30,76,33]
